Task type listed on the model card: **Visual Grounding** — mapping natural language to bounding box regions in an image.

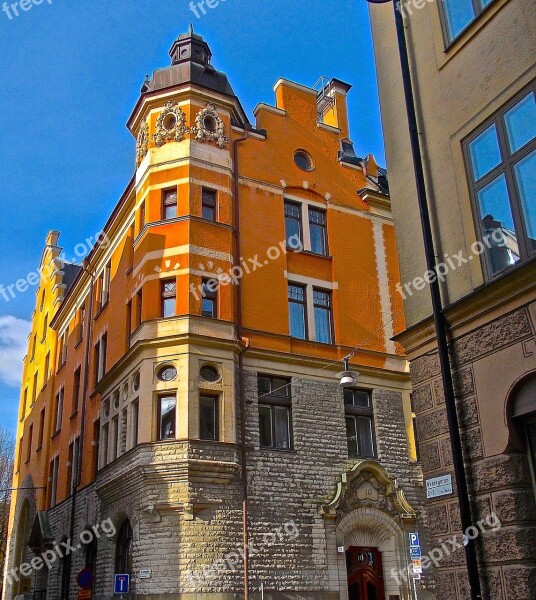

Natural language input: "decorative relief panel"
[152,101,189,147]
[136,121,149,167]
[191,103,228,149]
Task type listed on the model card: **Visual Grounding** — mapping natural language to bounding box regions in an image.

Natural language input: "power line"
[256,307,406,401]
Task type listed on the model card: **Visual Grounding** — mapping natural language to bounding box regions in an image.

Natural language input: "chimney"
[318,78,352,138]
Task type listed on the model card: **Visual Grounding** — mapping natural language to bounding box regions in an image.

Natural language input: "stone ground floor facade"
[402,293,536,600]
[5,364,431,600]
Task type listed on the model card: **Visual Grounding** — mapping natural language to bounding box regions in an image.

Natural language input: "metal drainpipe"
[390,1,483,597]
[233,123,251,600]
[66,261,95,589]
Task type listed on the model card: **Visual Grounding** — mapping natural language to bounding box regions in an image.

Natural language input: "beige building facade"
[369,0,536,598]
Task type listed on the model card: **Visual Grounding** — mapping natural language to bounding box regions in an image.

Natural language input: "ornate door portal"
[347,546,386,600]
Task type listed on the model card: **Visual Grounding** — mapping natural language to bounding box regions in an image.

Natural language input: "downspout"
[233,124,251,600]
[66,261,95,588]
[391,2,482,598]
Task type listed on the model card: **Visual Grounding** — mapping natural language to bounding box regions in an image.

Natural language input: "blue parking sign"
[408,532,420,547]
[114,574,130,595]
[409,545,422,559]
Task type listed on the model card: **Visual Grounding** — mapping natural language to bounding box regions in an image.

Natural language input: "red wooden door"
[346,547,386,600]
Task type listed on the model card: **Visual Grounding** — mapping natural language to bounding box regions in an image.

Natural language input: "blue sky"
[0,0,385,435]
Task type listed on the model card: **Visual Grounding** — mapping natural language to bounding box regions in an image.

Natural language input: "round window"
[294,150,314,171]
[163,114,177,131]
[203,115,217,132]
[200,365,220,383]
[157,365,178,382]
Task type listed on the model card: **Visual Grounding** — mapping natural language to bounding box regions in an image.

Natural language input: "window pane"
[259,405,272,447]
[272,378,290,398]
[443,0,476,40]
[163,297,175,318]
[505,93,536,154]
[344,389,371,408]
[159,396,176,440]
[202,298,215,318]
[346,417,358,457]
[477,175,520,273]
[469,124,501,181]
[202,204,215,221]
[310,224,327,255]
[289,302,306,339]
[285,217,301,248]
[274,406,291,449]
[164,204,177,219]
[514,149,536,252]
[200,396,217,440]
[314,306,332,344]
[356,416,375,457]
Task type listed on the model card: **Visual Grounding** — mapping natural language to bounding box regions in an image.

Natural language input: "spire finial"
[189,23,194,34]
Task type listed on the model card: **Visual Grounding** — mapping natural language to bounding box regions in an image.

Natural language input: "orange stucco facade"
[6,29,416,600]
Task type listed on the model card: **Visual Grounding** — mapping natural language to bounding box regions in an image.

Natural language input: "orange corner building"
[5,28,426,600]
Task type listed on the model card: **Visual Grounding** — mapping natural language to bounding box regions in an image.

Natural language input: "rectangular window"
[199,395,219,441]
[162,188,178,220]
[102,422,109,468]
[37,408,45,450]
[257,375,293,450]
[101,261,111,307]
[41,313,48,342]
[93,419,100,477]
[201,279,218,318]
[136,289,143,327]
[158,395,177,441]
[17,438,23,473]
[111,416,119,462]
[139,201,146,230]
[32,371,38,406]
[67,441,74,494]
[202,188,217,221]
[126,300,132,340]
[95,334,107,386]
[26,425,33,463]
[161,279,177,318]
[72,367,81,414]
[44,353,50,388]
[344,389,376,458]
[465,85,536,277]
[58,330,68,367]
[440,0,496,42]
[284,201,302,249]
[49,456,59,508]
[131,401,139,448]
[21,388,27,422]
[31,334,37,361]
[288,284,307,340]
[313,288,333,344]
[53,388,64,434]
[309,208,328,255]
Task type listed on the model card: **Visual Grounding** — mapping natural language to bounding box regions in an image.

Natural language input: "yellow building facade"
[5,29,425,600]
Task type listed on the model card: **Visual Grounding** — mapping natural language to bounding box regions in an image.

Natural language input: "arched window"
[115,520,133,575]
[60,537,71,600]
[512,374,536,497]
[85,537,98,577]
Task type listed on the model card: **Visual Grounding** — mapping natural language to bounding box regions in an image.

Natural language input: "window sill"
[51,430,61,440]
[300,250,332,260]
[93,301,109,321]
[36,446,42,453]
[74,337,83,349]
[260,447,296,454]
[56,362,66,375]
[69,410,79,421]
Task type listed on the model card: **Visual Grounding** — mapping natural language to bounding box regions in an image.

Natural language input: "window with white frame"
[288,281,335,344]
[464,85,535,277]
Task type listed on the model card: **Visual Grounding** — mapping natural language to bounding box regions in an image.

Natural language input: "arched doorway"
[12,500,30,596]
[510,373,536,496]
[115,519,133,575]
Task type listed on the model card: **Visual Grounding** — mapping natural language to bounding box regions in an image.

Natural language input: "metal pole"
[389,1,482,598]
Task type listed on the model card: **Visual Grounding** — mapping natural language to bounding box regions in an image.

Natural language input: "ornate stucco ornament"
[136,120,149,167]
[152,101,189,147]
[191,103,228,149]
[321,459,417,521]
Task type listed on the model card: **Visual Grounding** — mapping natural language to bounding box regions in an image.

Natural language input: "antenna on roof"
[189,23,194,34]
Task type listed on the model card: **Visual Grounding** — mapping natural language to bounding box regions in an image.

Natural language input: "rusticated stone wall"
[411,304,536,600]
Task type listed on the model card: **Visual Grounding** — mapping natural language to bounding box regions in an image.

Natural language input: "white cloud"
[0,315,31,387]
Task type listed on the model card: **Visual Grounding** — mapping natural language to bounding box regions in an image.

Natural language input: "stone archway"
[322,460,417,600]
